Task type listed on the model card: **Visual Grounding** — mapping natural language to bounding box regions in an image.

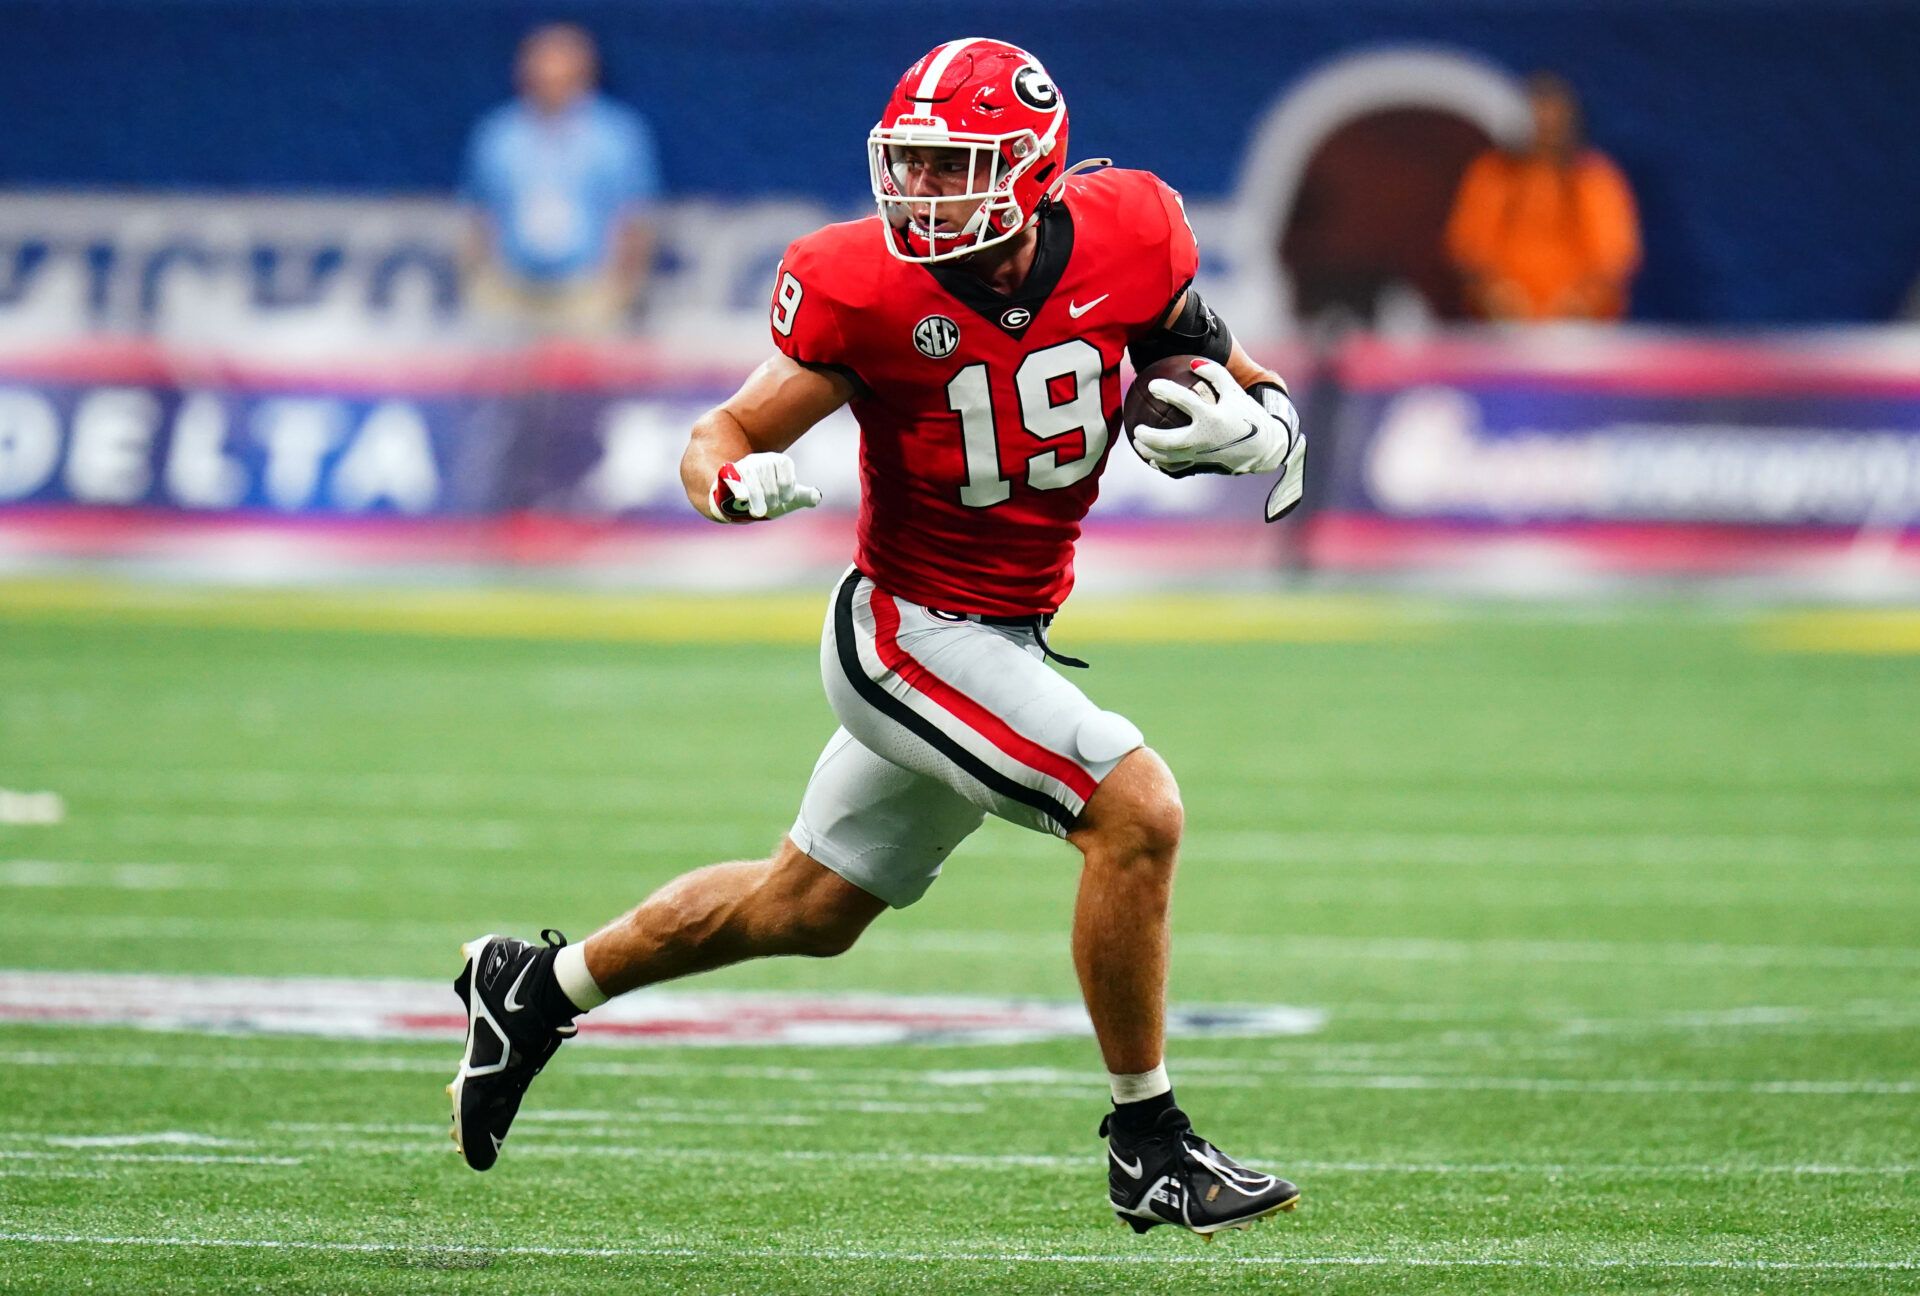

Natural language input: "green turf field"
[1,585,1917,1293]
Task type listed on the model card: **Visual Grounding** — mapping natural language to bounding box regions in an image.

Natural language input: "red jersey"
[770,167,1198,616]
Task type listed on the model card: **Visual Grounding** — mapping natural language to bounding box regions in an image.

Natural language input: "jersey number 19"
[946,339,1110,509]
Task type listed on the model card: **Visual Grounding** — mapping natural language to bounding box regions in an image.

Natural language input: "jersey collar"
[921,202,1075,342]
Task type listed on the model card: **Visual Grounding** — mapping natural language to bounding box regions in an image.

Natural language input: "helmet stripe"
[912,37,981,110]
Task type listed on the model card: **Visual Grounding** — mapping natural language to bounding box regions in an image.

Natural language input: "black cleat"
[448,930,575,1171]
[1102,1107,1301,1239]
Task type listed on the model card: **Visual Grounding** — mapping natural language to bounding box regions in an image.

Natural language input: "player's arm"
[1150,292,1283,392]
[680,354,854,522]
[1130,289,1307,522]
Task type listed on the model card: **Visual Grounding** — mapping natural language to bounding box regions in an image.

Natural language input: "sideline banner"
[10,330,1918,584]
[1313,332,1920,577]
[0,339,1280,582]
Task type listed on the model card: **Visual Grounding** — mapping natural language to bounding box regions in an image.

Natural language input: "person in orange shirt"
[1446,73,1642,321]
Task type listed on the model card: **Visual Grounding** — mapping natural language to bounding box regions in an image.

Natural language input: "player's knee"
[788,915,865,959]
[782,891,871,958]
[1076,747,1183,864]
[1133,789,1184,860]
[764,839,881,959]
[1116,787,1183,867]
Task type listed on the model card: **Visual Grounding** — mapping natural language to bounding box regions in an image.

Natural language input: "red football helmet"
[868,39,1093,263]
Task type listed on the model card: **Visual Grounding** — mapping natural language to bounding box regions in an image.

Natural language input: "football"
[1121,354,1221,442]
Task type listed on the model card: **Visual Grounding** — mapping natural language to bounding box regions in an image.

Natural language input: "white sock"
[553,943,609,1012]
[1108,1063,1171,1105]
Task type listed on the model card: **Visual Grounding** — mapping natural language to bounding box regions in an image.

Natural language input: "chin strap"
[1047,157,1112,203]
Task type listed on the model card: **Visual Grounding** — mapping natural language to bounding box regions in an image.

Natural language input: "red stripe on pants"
[868,587,1100,804]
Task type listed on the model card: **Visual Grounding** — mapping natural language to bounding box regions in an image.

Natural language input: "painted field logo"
[0,970,1324,1047]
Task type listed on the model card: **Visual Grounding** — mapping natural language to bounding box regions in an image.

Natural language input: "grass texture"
[0,586,1915,1292]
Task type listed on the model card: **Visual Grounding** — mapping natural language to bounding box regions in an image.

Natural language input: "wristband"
[710,463,754,522]
[1248,380,1293,418]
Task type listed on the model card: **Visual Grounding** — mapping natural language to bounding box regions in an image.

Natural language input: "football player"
[451,37,1307,1239]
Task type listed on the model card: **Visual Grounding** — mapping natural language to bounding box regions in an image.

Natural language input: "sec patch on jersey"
[913,314,961,359]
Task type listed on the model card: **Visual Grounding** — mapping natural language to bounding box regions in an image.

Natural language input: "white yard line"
[31,766,792,811]
[0,1168,111,1179]
[0,1049,452,1074]
[21,857,1912,907]
[0,858,380,895]
[40,1132,237,1148]
[6,1133,1914,1180]
[0,914,505,941]
[87,813,768,854]
[2,1048,1914,1096]
[424,1112,820,1131]
[1181,829,1920,869]
[1556,1004,1920,1034]
[0,1150,299,1166]
[29,765,1916,827]
[892,1070,1920,1096]
[872,931,1920,970]
[286,1089,988,1119]
[234,1133,1920,1178]
[0,1232,1912,1270]
[5,914,1919,970]
[94,813,536,853]
[27,801,1920,868]
[0,860,219,891]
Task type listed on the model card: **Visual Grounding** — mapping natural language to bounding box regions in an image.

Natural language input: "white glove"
[709,451,823,522]
[1135,359,1307,522]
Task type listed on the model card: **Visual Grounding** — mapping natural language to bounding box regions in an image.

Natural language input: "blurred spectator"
[1445,73,1641,322]
[461,24,660,336]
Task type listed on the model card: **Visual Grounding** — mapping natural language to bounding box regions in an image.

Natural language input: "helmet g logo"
[1012,66,1058,112]
[913,315,960,359]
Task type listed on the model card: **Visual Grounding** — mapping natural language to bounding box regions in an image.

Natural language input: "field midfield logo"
[0,970,1325,1048]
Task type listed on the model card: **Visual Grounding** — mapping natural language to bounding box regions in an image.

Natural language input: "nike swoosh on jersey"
[1067,294,1110,319]
[1110,1149,1145,1179]
[502,960,534,1013]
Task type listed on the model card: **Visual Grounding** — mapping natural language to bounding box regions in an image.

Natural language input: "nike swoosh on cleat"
[502,959,534,1014]
[1110,1150,1145,1179]
[1068,294,1109,319]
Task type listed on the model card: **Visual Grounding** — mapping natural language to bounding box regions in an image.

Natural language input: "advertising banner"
[1312,333,1920,579]
[0,339,1282,585]
[12,330,1916,588]
[0,373,501,519]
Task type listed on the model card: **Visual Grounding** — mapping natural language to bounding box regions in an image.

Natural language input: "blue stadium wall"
[5,0,1919,325]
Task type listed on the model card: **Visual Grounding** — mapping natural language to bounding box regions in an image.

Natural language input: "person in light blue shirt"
[461,24,660,334]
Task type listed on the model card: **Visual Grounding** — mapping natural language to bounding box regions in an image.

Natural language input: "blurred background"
[4,0,1919,598]
[2,7,1918,1281]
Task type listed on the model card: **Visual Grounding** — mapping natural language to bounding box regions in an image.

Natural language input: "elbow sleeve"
[1128,288,1235,372]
